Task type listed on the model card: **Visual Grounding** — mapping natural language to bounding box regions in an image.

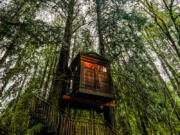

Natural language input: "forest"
[0,0,180,134]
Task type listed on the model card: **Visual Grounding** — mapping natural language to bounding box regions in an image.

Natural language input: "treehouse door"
[82,61,110,93]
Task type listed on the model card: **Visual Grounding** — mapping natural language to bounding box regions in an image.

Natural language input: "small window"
[98,65,102,70]
[98,65,107,72]
[84,62,94,69]
[70,79,73,90]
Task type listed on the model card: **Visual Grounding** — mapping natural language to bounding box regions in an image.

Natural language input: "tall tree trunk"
[0,49,22,96]
[95,0,105,56]
[144,46,180,121]
[162,0,180,47]
[48,0,75,110]
[39,58,49,90]
[43,51,57,98]
[161,59,179,91]
[0,35,18,67]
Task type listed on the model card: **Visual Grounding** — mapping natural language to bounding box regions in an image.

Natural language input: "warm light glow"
[98,65,107,72]
[98,65,102,70]
[104,102,115,107]
[84,62,94,69]
[62,95,70,100]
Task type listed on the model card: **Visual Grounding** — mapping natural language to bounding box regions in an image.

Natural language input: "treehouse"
[29,52,118,135]
[63,52,114,106]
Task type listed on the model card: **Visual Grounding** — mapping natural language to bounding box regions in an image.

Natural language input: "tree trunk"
[48,0,75,111]
[0,35,18,67]
[39,57,49,90]
[144,47,180,121]
[43,51,57,98]
[95,0,105,56]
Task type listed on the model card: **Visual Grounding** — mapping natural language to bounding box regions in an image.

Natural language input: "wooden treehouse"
[62,52,114,107]
[30,52,119,135]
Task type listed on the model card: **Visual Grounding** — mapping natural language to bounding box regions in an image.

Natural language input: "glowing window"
[84,62,94,69]
[98,65,102,70]
[98,65,107,72]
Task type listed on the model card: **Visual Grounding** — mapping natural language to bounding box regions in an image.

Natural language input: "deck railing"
[30,95,120,135]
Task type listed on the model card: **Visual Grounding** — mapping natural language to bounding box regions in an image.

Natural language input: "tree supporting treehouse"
[30,52,117,135]
[60,52,115,126]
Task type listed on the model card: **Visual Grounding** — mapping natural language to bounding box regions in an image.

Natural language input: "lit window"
[98,65,102,70]
[102,66,107,72]
[98,65,107,72]
[84,62,94,69]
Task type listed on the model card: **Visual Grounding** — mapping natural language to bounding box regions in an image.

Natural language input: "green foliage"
[0,69,43,135]
[0,0,180,134]
[9,93,32,135]
[26,123,44,135]
[0,92,32,135]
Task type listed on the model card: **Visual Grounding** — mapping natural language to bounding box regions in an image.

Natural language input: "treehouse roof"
[73,52,110,63]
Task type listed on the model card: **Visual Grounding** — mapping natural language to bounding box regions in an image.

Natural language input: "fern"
[26,123,44,135]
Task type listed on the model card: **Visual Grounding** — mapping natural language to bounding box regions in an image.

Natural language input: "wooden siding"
[69,52,114,100]
[83,67,95,88]
[80,60,110,93]
[79,88,114,99]
[98,72,109,92]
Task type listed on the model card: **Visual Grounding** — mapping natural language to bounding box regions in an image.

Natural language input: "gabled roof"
[79,52,110,63]
[70,52,110,69]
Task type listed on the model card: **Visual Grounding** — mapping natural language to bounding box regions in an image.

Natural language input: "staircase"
[30,95,120,135]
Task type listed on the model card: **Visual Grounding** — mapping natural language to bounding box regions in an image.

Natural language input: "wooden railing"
[30,95,120,135]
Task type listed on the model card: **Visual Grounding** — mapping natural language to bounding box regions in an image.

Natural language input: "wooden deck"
[30,95,120,135]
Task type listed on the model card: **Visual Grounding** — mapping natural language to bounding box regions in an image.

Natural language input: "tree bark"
[0,35,18,67]
[48,0,75,110]
[43,50,57,98]
[95,0,105,56]
[39,57,49,90]
[143,36,180,121]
